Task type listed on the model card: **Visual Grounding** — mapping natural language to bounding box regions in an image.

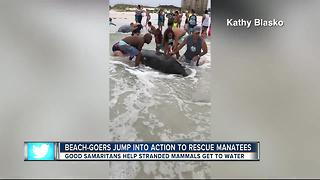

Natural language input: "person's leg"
[118,43,132,58]
[125,45,140,65]
[139,15,142,24]
[201,29,207,38]
[202,26,208,36]
[135,15,138,23]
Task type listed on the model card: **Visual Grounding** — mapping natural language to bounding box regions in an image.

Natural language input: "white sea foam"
[109,14,212,177]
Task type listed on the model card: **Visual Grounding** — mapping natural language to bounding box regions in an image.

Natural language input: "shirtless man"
[130,22,143,36]
[163,22,186,59]
[112,33,152,66]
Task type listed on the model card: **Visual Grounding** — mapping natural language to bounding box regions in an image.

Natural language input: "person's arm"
[137,41,144,51]
[202,15,205,24]
[133,42,143,67]
[199,39,208,57]
[148,29,155,35]
[192,39,207,65]
[163,40,170,54]
[172,35,179,51]
[171,37,187,55]
[135,52,142,66]
[131,24,137,31]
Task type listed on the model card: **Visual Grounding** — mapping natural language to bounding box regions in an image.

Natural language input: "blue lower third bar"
[24,141,260,161]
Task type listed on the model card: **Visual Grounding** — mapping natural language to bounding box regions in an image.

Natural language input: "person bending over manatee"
[163,22,186,59]
[112,33,152,66]
[118,23,143,35]
[130,22,143,36]
[147,22,163,53]
[171,26,207,66]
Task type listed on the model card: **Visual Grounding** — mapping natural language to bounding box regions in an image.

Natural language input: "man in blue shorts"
[112,33,152,66]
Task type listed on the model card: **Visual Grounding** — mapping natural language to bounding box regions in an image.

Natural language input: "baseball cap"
[193,26,201,33]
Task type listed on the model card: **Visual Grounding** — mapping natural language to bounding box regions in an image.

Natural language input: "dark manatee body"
[141,50,190,77]
[118,25,131,33]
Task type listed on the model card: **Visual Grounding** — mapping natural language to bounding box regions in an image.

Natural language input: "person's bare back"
[122,36,145,51]
[172,28,186,40]
[120,33,152,66]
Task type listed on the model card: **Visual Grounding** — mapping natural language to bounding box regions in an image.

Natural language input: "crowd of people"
[112,5,211,67]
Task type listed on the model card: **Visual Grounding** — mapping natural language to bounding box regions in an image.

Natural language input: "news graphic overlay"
[24,142,56,161]
[24,142,260,161]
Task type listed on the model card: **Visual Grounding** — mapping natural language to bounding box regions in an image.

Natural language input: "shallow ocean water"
[108,10,212,178]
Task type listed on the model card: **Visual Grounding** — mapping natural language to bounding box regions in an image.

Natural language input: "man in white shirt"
[201,10,210,37]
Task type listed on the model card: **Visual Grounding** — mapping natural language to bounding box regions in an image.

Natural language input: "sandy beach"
[108,10,208,33]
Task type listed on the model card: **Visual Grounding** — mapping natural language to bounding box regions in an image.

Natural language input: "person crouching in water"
[112,33,152,66]
[171,26,207,66]
[130,22,143,36]
[163,22,186,59]
[147,21,163,53]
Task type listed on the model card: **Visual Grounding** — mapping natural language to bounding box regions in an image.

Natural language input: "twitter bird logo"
[32,144,49,158]
[27,142,55,160]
